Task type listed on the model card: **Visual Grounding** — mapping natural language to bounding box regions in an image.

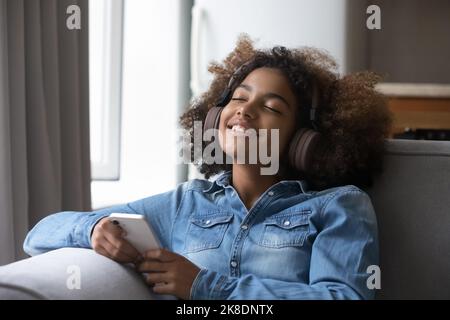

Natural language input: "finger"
[145,272,168,285]
[101,236,135,262]
[103,228,142,261]
[144,249,177,262]
[94,244,114,260]
[137,260,167,273]
[97,219,142,262]
[102,218,126,237]
[152,282,175,296]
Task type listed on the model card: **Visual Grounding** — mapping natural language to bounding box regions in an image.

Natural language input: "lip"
[226,119,259,136]
[226,119,255,131]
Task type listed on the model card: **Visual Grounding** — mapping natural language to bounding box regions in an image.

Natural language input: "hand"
[137,249,201,300]
[91,217,143,264]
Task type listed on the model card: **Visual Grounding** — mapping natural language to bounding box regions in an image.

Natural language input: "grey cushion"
[0,247,175,300]
[367,139,450,299]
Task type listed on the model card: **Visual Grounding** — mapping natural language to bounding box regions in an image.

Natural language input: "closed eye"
[231,98,282,114]
[264,106,281,114]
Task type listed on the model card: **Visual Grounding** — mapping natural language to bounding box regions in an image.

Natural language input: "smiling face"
[218,67,299,166]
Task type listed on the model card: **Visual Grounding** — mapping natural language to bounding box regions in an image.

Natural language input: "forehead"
[238,67,296,99]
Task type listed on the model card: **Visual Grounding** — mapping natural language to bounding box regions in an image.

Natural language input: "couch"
[1,139,449,299]
[367,139,450,299]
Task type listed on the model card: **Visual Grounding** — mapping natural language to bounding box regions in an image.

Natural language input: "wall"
[369,0,450,83]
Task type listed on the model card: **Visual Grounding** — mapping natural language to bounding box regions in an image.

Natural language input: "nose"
[236,100,257,119]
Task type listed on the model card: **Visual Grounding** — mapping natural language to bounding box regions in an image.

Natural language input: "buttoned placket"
[215,174,306,277]
[227,186,283,277]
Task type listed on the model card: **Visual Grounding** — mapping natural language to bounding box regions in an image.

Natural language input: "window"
[89,0,190,209]
[89,0,124,180]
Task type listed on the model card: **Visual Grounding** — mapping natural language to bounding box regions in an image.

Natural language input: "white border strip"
[376,83,450,98]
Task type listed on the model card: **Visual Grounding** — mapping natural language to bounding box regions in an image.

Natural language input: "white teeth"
[231,125,246,133]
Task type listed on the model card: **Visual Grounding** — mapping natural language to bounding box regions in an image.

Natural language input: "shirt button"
[268,191,274,196]
[241,224,248,230]
[230,261,238,268]
[205,220,211,225]
[283,220,291,226]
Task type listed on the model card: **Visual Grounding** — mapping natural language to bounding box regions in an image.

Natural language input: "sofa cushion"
[0,247,175,300]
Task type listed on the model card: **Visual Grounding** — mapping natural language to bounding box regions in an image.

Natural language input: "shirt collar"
[203,170,310,194]
[203,171,232,193]
[285,178,309,193]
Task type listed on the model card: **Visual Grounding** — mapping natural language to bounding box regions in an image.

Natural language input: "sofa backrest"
[367,139,450,299]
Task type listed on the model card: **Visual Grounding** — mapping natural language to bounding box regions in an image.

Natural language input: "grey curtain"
[0,0,91,265]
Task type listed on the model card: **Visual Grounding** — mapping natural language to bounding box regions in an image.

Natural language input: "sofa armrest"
[0,248,175,300]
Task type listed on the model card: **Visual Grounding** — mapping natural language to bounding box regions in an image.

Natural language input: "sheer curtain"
[0,0,91,265]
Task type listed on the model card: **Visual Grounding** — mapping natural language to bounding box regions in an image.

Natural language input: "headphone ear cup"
[288,128,321,174]
[203,107,223,134]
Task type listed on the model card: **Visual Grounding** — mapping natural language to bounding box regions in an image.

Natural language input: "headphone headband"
[216,61,253,107]
[309,82,319,130]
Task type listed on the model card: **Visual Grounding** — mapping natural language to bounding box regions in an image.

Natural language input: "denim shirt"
[23,171,379,300]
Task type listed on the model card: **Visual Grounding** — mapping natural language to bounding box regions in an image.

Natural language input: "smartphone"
[109,213,161,254]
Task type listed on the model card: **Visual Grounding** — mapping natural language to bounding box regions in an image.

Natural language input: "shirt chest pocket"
[184,211,233,254]
[259,210,311,248]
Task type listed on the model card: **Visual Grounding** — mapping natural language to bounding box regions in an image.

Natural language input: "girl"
[24,35,392,300]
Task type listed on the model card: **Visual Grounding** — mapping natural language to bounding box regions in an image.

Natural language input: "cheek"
[218,105,232,131]
[217,107,232,147]
[266,120,297,154]
[218,123,238,157]
[218,119,226,151]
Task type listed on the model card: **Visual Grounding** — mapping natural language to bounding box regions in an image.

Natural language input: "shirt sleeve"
[190,189,379,300]
[23,183,188,257]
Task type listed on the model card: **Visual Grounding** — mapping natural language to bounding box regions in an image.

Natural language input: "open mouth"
[226,124,258,136]
[227,124,246,133]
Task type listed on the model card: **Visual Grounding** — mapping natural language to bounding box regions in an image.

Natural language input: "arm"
[190,189,379,300]
[23,183,187,256]
[23,204,136,256]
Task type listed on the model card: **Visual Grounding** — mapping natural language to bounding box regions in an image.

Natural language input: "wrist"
[89,216,109,246]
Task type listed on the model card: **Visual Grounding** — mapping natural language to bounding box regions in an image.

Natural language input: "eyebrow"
[236,84,291,109]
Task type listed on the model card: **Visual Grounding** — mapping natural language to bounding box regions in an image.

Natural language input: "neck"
[231,164,281,210]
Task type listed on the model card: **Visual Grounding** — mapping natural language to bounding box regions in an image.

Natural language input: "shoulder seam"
[319,187,365,220]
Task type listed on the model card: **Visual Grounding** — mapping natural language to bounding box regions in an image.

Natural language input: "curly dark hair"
[180,34,392,191]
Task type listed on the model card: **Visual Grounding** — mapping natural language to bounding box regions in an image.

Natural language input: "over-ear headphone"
[203,64,322,176]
